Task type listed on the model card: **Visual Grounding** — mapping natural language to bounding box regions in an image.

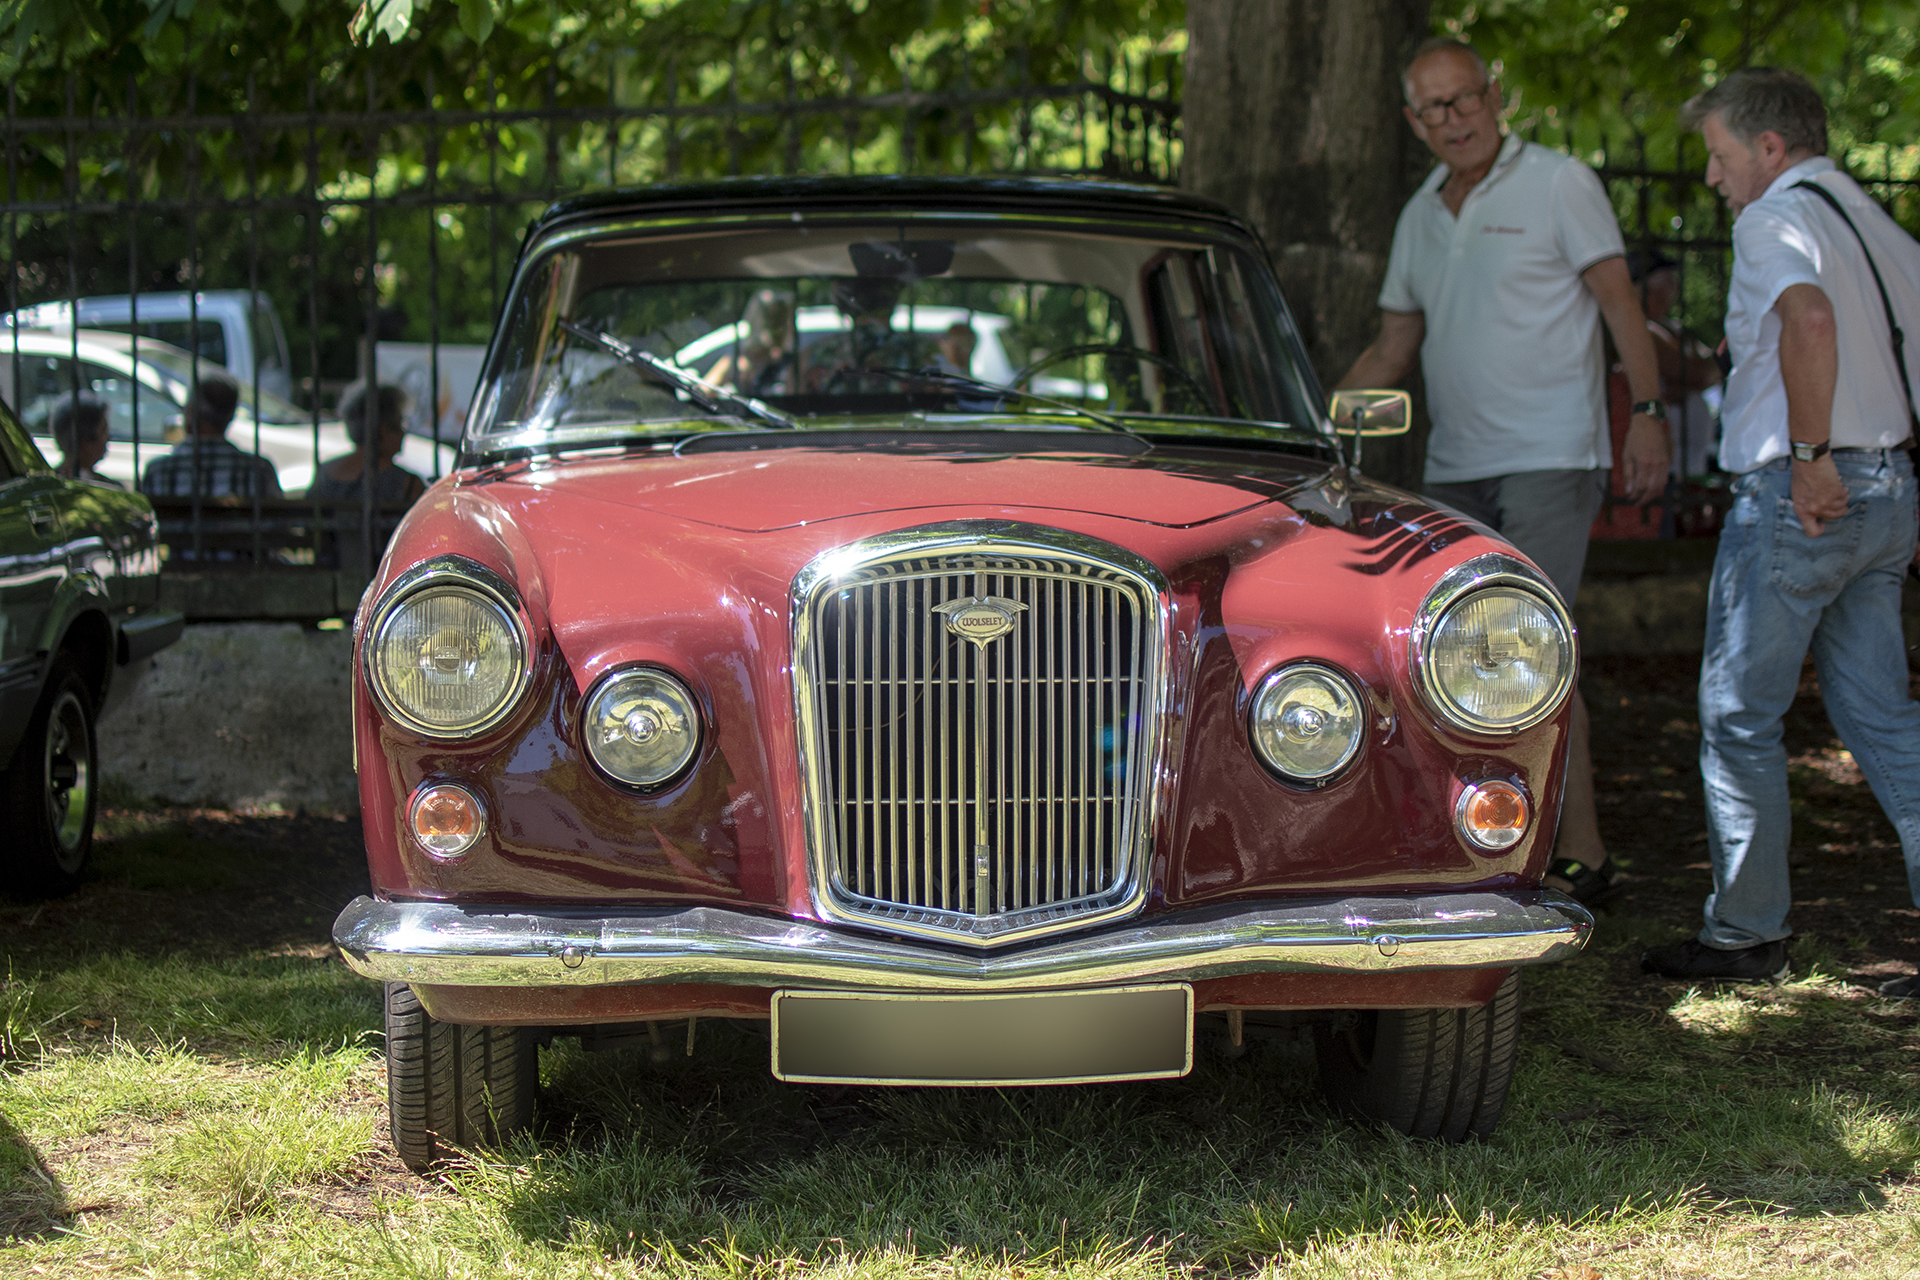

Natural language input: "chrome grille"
[794,528,1165,946]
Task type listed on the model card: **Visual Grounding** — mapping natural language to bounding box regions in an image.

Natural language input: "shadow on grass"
[0,1108,67,1242]
[474,942,1920,1269]
[0,810,379,1062]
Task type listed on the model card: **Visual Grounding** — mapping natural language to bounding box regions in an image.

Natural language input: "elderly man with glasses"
[1337,36,1670,907]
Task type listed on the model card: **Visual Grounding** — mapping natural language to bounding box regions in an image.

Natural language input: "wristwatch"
[1629,399,1666,419]
[1790,439,1832,463]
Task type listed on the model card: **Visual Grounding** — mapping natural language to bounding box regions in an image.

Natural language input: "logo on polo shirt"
[1481,224,1526,235]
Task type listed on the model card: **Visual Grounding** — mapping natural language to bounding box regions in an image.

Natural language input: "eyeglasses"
[1412,84,1491,127]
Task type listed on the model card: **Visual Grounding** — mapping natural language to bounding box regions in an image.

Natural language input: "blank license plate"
[771,985,1192,1085]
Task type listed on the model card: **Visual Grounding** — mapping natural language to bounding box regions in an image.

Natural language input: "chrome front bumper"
[332,891,1592,993]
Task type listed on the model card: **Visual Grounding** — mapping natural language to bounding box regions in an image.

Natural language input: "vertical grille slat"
[800,541,1159,942]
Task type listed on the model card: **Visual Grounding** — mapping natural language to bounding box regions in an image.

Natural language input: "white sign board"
[375,342,488,443]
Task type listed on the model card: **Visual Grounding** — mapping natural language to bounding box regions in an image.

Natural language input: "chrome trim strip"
[332,890,1594,991]
[790,521,1172,949]
[362,555,535,741]
[1408,552,1578,738]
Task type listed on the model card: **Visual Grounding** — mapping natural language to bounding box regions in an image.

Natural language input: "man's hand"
[1621,412,1671,504]
[1792,455,1849,536]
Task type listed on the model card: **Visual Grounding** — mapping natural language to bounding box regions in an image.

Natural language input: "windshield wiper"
[860,366,1141,437]
[558,321,798,431]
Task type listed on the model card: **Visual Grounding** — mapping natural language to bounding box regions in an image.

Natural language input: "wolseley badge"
[933,595,1028,645]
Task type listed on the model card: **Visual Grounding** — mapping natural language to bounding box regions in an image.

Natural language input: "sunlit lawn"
[3,797,1919,1278]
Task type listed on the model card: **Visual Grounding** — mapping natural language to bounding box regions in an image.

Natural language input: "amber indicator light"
[1457,779,1529,851]
[410,783,484,857]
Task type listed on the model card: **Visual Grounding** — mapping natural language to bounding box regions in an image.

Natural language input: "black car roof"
[531,174,1250,238]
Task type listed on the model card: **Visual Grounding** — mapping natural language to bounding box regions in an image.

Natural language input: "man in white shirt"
[1641,68,1920,994]
[1338,37,1669,907]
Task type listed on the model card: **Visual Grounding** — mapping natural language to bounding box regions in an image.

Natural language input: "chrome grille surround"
[792,522,1170,948]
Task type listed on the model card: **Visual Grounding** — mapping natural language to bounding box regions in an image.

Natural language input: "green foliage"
[1437,1,1920,171]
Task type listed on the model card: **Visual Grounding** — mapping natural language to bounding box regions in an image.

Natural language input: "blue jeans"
[1698,449,1920,948]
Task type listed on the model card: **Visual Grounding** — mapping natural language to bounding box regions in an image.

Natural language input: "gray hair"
[1404,37,1491,103]
[1681,67,1827,156]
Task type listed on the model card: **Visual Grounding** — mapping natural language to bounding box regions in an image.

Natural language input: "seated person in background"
[703,290,797,395]
[313,383,427,506]
[933,321,976,376]
[1631,250,1724,476]
[50,392,122,488]
[315,383,426,575]
[140,372,281,499]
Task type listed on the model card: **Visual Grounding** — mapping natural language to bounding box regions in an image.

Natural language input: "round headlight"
[1423,587,1573,733]
[1249,662,1365,784]
[583,668,702,790]
[369,584,528,738]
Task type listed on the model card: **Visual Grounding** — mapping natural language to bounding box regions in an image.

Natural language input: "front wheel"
[1314,971,1521,1141]
[1,657,98,897]
[383,983,538,1171]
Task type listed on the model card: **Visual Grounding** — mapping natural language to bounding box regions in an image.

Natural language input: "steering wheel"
[1010,342,1216,414]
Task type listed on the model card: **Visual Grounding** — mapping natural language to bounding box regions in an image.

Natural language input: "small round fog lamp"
[1455,779,1530,851]
[582,668,702,790]
[409,782,485,858]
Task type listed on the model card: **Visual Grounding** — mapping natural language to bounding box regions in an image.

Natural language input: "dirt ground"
[1580,652,1920,985]
[6,650,1919,990]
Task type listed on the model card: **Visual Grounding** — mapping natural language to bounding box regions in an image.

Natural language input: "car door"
[0,399,67,764]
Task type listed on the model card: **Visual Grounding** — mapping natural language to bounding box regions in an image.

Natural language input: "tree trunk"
[1183,0,1433,489]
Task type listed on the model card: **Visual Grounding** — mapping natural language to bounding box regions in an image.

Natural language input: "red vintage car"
[331,176,1592,1169]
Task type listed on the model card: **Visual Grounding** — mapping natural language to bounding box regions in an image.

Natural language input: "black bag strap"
[1793,178,1920,437]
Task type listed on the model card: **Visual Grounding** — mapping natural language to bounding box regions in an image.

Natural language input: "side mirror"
[1328,388,1412,437]
[1327,388,1411,473]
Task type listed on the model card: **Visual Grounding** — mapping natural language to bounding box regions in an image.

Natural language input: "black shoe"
[1641,938,1790,982]
[1878,974,1920,999]
[1546,856,1622,906]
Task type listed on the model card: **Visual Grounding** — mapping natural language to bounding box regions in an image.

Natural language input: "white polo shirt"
[1379,133,1625,483]
[1719,156,1920,474]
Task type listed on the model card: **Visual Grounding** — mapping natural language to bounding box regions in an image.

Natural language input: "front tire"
[383,983,537,1171]
[1,657,98,897]
[1314,971,1521,1141]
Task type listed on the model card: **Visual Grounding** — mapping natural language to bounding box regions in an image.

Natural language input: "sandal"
[1546,856,1623,906]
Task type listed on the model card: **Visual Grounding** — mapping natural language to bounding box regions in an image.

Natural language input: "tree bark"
[1183,0,1433,489]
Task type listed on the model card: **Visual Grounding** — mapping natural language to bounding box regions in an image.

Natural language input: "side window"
[15,355,79,433]
[150,319,227,367]
[251,298,288,375]
[82,362,178,442]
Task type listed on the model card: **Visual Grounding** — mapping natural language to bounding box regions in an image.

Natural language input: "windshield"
[467,216,1327,453]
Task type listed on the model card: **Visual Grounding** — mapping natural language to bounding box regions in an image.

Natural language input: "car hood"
[477,439,1335,532]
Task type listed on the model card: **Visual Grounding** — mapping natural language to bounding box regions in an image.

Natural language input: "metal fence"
[1,39,1182,619]
[10,44,1919,614]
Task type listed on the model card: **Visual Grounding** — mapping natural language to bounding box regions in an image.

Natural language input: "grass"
[1,774,1919,1275]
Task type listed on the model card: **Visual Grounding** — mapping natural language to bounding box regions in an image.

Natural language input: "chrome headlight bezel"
[1247,660,1368,786]
[1410,553,1577,736]
[362,556,534,741]
[580,665,704,792]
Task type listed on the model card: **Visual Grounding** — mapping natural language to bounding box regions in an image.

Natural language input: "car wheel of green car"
[2,657,97,897]
[383,982,538,1172]
[1314,971,1521,1142]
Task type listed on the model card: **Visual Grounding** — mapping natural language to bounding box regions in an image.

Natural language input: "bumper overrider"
[332,891,1592,993]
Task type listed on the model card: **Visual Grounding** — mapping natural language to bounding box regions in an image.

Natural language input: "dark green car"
[0,397,180,894]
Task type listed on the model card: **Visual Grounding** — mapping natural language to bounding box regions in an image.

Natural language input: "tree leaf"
[372,0,416,44]
[456,0,495,45]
